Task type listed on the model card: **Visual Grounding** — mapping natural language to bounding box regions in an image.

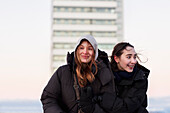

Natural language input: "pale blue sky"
[0,0,170,100]
[124,0,170,98]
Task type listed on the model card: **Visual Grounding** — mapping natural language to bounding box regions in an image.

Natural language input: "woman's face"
[77,40,94,63]
[115,46,137,72]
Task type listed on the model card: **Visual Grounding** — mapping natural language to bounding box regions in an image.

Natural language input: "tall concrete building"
[51,0,124,72]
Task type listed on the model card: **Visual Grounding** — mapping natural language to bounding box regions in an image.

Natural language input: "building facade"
[51,0,124,72]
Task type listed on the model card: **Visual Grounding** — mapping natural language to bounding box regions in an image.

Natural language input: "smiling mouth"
[82,56,89,59]
[127,64,135,69]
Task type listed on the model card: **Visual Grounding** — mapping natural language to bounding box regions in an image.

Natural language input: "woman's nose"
[83,48,88,54]
[131,58,137,64]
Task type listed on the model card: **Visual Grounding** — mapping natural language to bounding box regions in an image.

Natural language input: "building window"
[53,7,115,13]
[53,19,115,25]
[54,19,89,24]
[53,31,116,37]
[53,55,66,61]
[53,31,90,37]
[92,8,115,13]
[53,43,75,49]
[92,20,115,25]
[92,31,116,37]
[53,7,91,12]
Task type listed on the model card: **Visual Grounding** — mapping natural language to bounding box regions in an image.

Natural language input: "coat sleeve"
[93,83,115,113]
[40,67,65,113]
[103,78,148,113]
[92,80,115,113]
[93,63,116,113]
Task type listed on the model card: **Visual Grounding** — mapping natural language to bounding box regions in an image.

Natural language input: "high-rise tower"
[51,0,123,72]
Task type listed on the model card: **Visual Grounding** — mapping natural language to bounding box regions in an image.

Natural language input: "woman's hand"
[79,86,95,113]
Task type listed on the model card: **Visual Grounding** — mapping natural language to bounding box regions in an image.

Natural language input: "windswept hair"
[75,47,98,87]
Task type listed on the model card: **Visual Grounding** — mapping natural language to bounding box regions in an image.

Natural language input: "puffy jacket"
[110,64,150,113]
[40,50,115,113]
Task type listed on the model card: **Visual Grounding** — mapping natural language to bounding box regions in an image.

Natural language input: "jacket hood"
[74,34,98,60]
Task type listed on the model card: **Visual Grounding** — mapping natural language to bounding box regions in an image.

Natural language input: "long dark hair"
[110,42,134,71]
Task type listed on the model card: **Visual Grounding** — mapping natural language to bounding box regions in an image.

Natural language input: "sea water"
[0,100,42,113]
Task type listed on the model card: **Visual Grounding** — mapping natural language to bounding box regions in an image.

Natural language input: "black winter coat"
[40,51,114,113]
[111,64,150,113]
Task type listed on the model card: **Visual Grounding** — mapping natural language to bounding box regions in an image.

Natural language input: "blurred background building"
[51,0,124,72]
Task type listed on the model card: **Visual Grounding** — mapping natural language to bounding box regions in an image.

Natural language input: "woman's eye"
[88,47,93,50]
[127,56,131,59]
[79,47,84,49]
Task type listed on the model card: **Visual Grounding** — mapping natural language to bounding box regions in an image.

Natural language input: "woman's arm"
[40,68,65,113]
[100,78,148,113]
[93,62,116,113]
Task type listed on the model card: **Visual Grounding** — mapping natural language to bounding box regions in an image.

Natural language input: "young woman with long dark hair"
[100,42,150,113]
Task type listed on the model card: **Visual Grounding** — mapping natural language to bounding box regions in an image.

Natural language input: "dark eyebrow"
[126,54,132,56]
[126,53,137,56]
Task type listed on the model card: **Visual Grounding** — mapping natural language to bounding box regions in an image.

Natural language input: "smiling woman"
[113,44,137,72]
[100,42,150,113]
[74,37,98,87]
[40,34,115,113]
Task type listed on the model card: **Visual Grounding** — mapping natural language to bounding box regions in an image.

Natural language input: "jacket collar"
[117,64,150,86]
